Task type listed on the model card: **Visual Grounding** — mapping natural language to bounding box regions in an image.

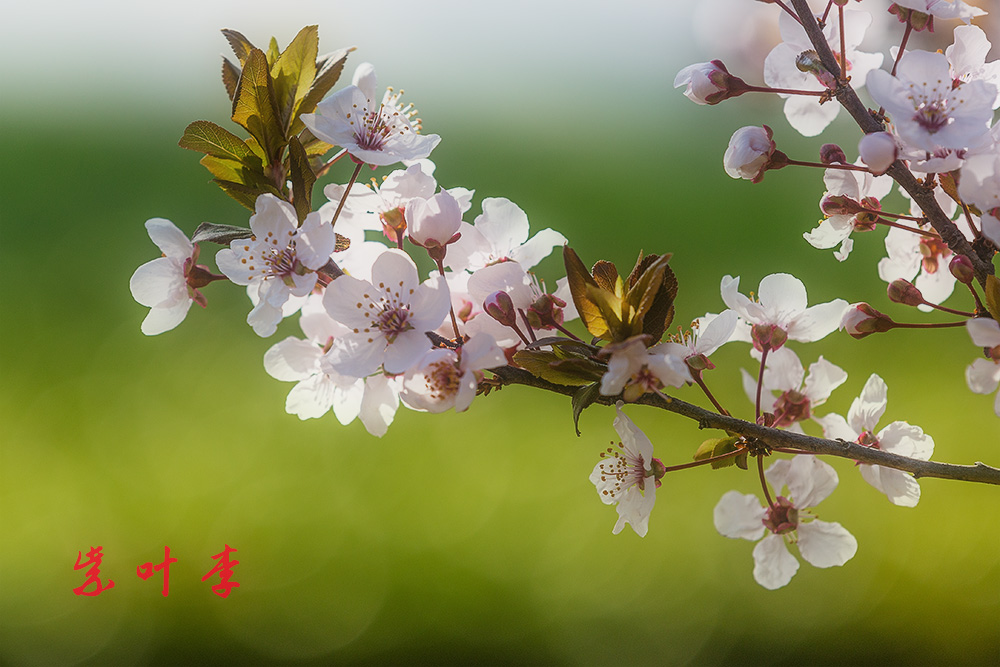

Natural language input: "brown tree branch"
[788,0,995,285]
[489,365,1000,486]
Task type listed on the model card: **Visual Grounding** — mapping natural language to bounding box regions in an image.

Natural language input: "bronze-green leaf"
[513,350,604,386]
[271,25,319,133]
[564,246,610,341]
[985,275,1000,322]
[221,56,241,101]
[231,48,286,164]
[287,136,315,223]
[221,29,256,65]
[179,120,259,165]
[571,382,602,437]
[266,36,281,66]
[191,222,253,245]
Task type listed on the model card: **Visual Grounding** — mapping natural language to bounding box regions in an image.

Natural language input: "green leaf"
[290,47,351,136]
[271,25,319,133]
[513,350,604,386]
[985,275,1000,323]
[221,56,241,101]
[693,438,724,461]
[571,382,602,437]
[231,48,286,164]
[709,437,741,469]
[214,179,270,211]
[286,136,315,224]
[221,29,256,65]
[179,120,259,164]
[266,36,281,66]
[190,222,254,245]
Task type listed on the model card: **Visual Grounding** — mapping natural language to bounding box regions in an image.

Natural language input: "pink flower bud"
[858,132,898,175]
[820,143,847,165]
[484,290,517,327]
[949,255,975,284]
[406,191,463,249]
[840,302,895,339]
[887,279,925,306]
[724,125,781,183]
[526,294,567,330]
[673,60,748,105]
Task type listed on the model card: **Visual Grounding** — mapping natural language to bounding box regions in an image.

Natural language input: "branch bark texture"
[490,366,1000,486]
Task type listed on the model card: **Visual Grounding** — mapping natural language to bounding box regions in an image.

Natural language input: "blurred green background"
[1,2,998,665]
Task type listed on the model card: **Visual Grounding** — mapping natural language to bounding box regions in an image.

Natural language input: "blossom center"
[911,97,951,134]
[762,496,799,534]
[771,390,811,428]
[376,306,413,343]
[422,359,462,401]
[595,441,648,499]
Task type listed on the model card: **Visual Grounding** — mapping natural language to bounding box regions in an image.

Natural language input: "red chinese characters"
[136,546,178,597]
[201,544,240,598]
[73,546,115,596]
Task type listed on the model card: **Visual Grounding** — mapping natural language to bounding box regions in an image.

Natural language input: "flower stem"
[865,209,927,224]
[875,217,939,238]
[920,302,976,318]
[755,345,771,421]
[662,447,745,473]
[314,148,348,179]
[550,321,584,341]
[330,162,364,231]
[785,159,871,171]
[772,0,802,23]
[892,320,968,330]
[742,85,826,97]
[436,258,463,341]
[966,282,988,315]
[758,454,777,511]
[890,23,912,77]
[838,5,847,85]
[691,370,731,417]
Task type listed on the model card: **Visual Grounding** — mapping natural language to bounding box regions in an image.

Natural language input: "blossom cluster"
[132,4,998,591]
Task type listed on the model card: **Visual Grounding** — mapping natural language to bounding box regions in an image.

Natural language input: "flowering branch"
[489,365,1000,486]
[788,0,995,285]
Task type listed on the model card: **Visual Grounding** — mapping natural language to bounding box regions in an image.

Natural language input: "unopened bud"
[840,302,895,339]
[949,255,975,284]
[380,206,406,243]
[795,50,837,89]
[673,60,750,105]
[484,290,517,327]
[887,279,925,306]
[858,132,898,175]
[821,194,861,217]
[820,143,847,165]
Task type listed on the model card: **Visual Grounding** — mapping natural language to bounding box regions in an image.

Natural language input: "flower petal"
[713,491,766,541]
[797,520,857,568]
[752,534,799,589]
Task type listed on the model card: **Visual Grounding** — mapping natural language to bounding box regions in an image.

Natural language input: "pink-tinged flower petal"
[325,333,387,378]
[803,356,848,405]
[407,275,452,332]
[967,317,1000,347]
[329,377,365,426]
[714,491,766,541]
[721,275,765,322]
[859,464,921,507]
[879,421,934,461]
[752,534,799,590]
[815,412,858,441]
[614,405,653,470]
[468,261,535,309]
[797,520,857,568]
[130,258,186,308]
[145,218,193,258]
[407,191,463,248]
[696,310,739,355]
[757,273,808,320]
[476,197,530,253]
[848,374,888,434]
[383,329,431,375]
[966,358,1000,394]
[781,94,840,138]
[786,299,849,343]
[359,375,401,437]
[323,274,376,329]
[613,483,656,537]
[372,249,420,298]
[296,211,337,269]
[140,300,192,336]
[510,228,567,270]
[246,298,284,338]
[767,455,838,509]
[285,374,337,420]
[264,337,321,382]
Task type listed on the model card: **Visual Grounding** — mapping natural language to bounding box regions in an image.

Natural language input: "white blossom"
[964,318,1000,417]
[130,219,203,335]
